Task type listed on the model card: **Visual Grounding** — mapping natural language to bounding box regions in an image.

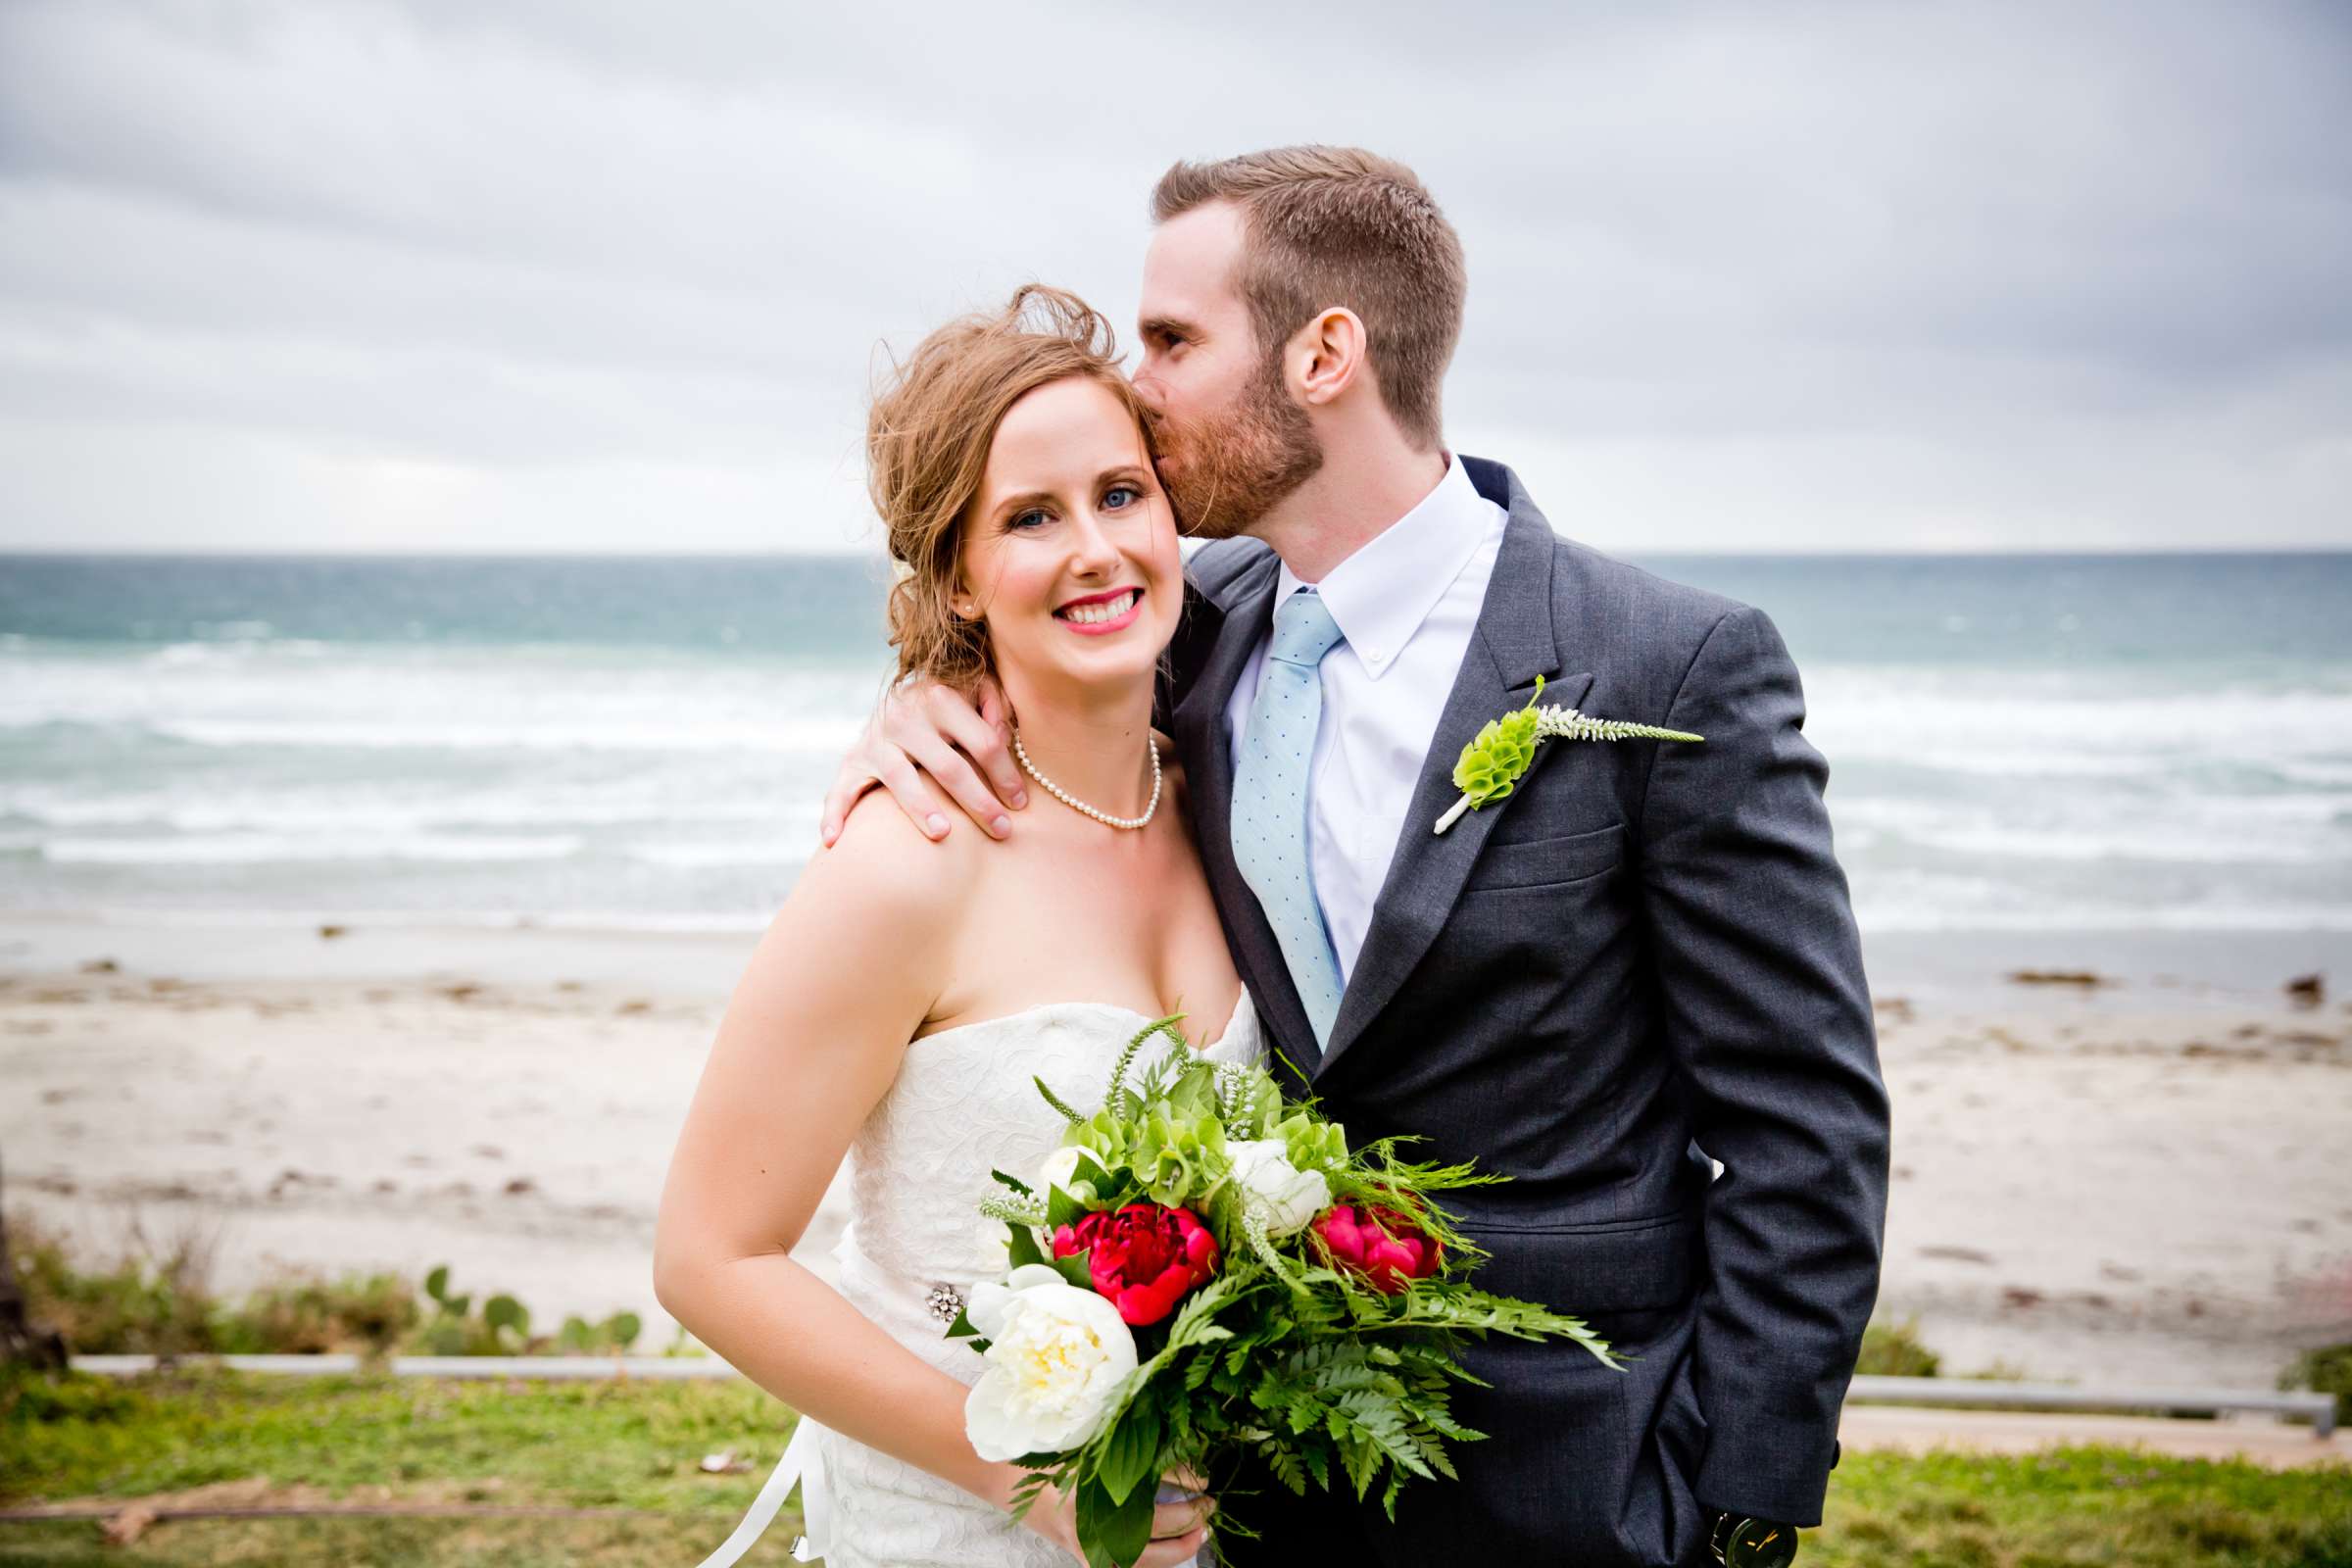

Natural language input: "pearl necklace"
[1010,728,1162,830]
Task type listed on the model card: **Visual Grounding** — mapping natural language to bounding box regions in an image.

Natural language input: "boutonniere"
[1434,674,1703,834]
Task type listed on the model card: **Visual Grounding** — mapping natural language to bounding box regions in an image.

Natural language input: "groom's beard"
[1152,358,1324,541]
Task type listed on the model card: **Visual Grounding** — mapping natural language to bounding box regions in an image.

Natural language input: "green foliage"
[983,1031,1624,1563]
[5,1210,647,1361]
[552,1311,644,1356]
[1239,1205,1307,1295]
[1444,673,1703,823]
[1045,1181,1087,1232]
[978,1193,1046,1229]
[1005,1224,1048,1272]
[1212,1058,1284,1133]
[1130,1109,1228,1208]
[1034,1074,1087,1124]
[10,1209,219,1356]
[1074,1469,1154,1568]
[1281,1115,1349,1172]
[412,1267,536,1356]
[1451,678,1545,807]
[1104,1014,1189,1110]
[2278,1341,2352,1426]
[1059,1058,1238,1213]
[1857,1317,1944,1379]
[10,1206,415,1357]
[1096,1398,1161,1505]
[217,1271,418,1355]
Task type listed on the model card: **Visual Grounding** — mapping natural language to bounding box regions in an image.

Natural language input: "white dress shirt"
[1223,454,1508,982]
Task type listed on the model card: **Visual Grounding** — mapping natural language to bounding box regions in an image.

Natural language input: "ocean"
[4,552,2349,946]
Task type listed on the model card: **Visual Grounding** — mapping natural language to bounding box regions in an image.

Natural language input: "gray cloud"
[1,0,2346,552]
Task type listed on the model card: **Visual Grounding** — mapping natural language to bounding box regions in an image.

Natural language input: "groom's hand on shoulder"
[820,674,1027,848]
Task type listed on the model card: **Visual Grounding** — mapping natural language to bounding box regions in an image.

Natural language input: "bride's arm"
[654,805,986,1477]
[652,807,1208,1559]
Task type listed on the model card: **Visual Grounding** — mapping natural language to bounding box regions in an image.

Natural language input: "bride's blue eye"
[1102,485,1141,511]
[1009,509,1050,530]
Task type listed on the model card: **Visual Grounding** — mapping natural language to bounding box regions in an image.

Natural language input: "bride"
[654,287,1244,1568]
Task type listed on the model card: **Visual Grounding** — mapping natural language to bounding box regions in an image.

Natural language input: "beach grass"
[6,1367,2350,1566]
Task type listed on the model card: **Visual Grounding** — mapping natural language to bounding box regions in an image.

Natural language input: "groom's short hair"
[1152,146,1464,452]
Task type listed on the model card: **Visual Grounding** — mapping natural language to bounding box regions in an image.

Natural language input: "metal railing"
[69,1352,730,1382]
[65,1357,2340,1438]
[1846,1375,2337,1438]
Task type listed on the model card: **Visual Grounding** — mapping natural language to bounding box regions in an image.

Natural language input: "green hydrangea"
[1451,675,1547,808]
[1274,1112,1350,1175]
[1132,1109,1229,1208]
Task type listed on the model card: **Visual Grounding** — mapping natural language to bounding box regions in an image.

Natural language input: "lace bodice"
[696,990,1264,1568]
[847,993,1266,1302]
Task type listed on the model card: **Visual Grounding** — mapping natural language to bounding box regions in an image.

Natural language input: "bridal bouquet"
[947,1017,1621,1568]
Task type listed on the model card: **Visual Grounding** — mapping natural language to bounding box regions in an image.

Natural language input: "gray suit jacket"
[1162,456,1889,1564]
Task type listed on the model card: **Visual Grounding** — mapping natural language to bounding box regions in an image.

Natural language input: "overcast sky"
[2,0,2347,554]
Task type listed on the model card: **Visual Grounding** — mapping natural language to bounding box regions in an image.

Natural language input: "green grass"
[5,1366,2349,1566]
[0,1514,746,1567]
[2,1366,805,1565]
[1817,1447,2352,1567]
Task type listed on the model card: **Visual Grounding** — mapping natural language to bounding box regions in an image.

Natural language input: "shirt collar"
[1272,453,1493,679]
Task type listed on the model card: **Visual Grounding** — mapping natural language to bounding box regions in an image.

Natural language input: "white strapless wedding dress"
[693,989,1266,1568]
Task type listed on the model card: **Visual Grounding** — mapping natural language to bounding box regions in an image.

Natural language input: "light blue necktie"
[1232,589,1347,1048]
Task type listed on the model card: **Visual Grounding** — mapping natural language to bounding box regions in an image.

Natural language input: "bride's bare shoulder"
[727,791,992,1026]
[790,790,988,926]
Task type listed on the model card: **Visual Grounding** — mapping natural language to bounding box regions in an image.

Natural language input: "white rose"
[973,1215,1013,1277]
[1225,1138,1331,1238]
[1037,1145,1088,1195]
[964,1264,1138,1460]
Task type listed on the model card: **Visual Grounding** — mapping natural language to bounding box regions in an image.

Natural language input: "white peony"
[1225,1138,1332,1238]
[964,1264,1138,1460]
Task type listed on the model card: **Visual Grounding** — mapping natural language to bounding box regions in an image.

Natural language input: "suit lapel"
[1172,552,1324,1073]
[1315,506,1586,1081]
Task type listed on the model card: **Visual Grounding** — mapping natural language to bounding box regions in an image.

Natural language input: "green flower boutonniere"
[1435,675,1704,834]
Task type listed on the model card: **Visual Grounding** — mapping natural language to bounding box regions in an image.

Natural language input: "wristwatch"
[1708,1510,1797,1567]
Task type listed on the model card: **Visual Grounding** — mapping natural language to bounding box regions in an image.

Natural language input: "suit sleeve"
[1638,605,1889,1526]
[1156,564,1222,731]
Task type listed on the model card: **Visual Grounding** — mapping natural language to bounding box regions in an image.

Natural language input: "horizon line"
[4,544,2349,563]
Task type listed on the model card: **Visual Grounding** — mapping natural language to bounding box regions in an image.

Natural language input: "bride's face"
[957,375,1182,701]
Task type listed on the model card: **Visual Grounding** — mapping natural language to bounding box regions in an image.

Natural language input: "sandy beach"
[4,914,2347,1390]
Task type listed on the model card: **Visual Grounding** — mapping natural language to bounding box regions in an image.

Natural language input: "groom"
[822,147,1888,1568]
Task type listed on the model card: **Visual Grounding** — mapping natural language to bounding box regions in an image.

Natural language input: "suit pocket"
[1455,1207,1701,1315]
[1462,821,1625,892]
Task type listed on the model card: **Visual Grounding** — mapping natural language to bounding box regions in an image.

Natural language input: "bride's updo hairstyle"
[869,284,1153,692]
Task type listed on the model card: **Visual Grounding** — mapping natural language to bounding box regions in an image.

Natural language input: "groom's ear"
[1294,307,1369,409]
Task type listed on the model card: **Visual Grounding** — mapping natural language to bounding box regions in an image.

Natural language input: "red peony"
[1312,1204,1442,1295]
[1052,1202,1219,1326]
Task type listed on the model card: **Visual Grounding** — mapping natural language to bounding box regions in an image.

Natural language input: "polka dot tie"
[1232,588,1347,1048]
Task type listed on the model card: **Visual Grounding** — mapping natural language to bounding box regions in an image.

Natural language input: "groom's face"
[1135,202,1322,540]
